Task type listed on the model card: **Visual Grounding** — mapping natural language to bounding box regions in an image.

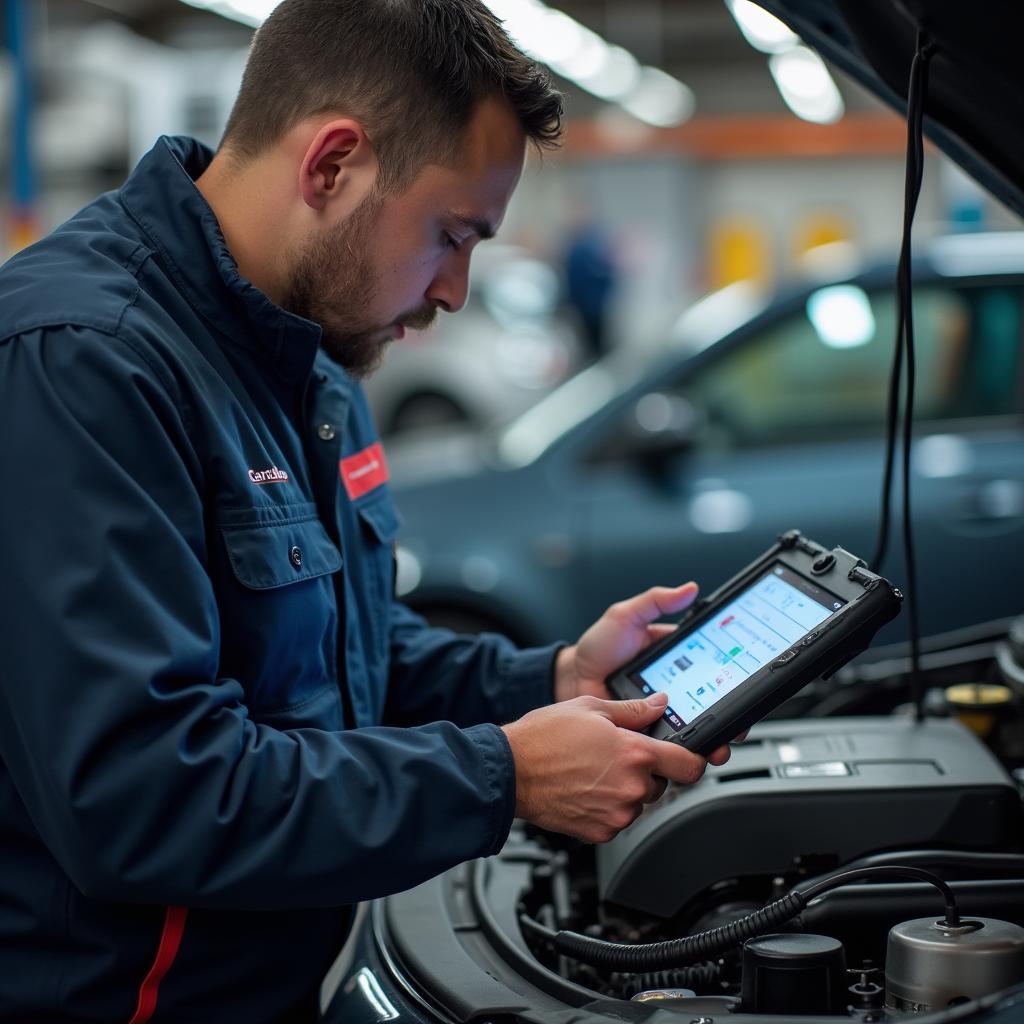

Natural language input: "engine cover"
[596,716,1022,917]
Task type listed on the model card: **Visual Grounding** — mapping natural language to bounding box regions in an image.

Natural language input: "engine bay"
[518,715,1024,1017]
[379,616,1024,1023]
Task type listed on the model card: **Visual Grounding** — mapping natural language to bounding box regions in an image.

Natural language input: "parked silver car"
[362,245,581,435]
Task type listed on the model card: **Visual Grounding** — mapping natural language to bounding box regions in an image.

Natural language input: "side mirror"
[622,392,699,471]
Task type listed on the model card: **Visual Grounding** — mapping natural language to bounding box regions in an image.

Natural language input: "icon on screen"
[833,602,842,609]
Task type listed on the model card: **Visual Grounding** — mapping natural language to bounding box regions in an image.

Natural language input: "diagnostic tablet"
[606,531,902,755]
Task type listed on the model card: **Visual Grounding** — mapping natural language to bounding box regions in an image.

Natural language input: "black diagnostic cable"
[612,962,725,999]
[519,865,960,972]
[870,32,934,722]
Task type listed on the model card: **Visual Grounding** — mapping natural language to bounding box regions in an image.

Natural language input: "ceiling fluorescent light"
[526,9,584,65]
[573,45,641,101]
[726,1,845,125]
[620,67,696,128]
[492,0,695,124]
[179,0,273,27]
[178,0,694,128]
[554,25,611,80]
[769,45,844,124]
[724,0,798,53]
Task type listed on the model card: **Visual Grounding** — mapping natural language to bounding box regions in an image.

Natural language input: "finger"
[610,582,699,630]
[600,692,668,731]
[645,774,668,803]
[645,623,677,643]
[645,736,708,786]
[734,729,750,743]
[707,743,732,767]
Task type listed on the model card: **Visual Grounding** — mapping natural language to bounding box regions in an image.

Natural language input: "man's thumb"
[604,692,669,730]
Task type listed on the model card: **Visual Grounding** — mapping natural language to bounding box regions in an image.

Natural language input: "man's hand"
[502,692,713,843]
[554,582,699,703]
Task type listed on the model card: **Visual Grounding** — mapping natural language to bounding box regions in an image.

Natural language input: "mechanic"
[0,1,734,1019]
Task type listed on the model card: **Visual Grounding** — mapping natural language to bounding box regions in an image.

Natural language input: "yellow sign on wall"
[708,219,771,290]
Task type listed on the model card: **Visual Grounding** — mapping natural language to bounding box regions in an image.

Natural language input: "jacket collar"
[120,135,323,386]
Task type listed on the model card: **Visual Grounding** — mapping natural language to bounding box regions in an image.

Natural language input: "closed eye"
[443,232,464,252]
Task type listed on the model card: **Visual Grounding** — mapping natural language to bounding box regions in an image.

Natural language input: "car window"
[682,281,1023,449]
[496,282,770,469]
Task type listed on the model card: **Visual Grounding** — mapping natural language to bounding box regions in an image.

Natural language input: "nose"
[426,255,471,314]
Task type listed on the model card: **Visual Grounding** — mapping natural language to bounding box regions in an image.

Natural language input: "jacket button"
[289,546,303,569]
[317,423,336,441]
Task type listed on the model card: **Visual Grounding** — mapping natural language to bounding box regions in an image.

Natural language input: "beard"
[282,188,437,379]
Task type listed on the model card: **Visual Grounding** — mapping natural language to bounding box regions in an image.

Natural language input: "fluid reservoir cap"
[945,683,1013,708]
[945,684,1012,738]
[886,917,1024,1012]
[741,933,847,1015]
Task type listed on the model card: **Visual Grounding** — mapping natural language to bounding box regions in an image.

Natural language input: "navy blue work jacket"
[0,136,558,1021]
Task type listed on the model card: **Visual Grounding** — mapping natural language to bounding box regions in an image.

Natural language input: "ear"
[298,119,378,212]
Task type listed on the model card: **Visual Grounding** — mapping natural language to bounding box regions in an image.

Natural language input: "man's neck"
[195,150,289,305]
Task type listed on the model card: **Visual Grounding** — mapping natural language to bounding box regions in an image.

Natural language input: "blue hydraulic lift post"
[6,0,39,254]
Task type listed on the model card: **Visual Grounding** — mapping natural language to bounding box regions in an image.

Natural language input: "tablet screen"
[634,564,846,728]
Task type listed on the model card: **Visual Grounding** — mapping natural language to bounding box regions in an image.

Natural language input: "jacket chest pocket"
[355,494,401,606]
[222,515,342,590]
[342,494,402,713]
[216,507,343,721]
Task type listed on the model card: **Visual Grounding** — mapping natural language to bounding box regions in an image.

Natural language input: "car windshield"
[495,280,770,467]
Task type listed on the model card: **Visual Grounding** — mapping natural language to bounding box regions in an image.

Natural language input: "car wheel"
[389,392,469,434]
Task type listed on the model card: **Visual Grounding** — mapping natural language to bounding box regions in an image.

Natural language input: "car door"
[574,274,1024,643]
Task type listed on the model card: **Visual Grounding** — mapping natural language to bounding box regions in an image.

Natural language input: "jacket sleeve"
[0,326,519,910]
[383,602,561,728]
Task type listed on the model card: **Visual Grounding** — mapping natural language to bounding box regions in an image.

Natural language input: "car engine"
[376,615,1024,1024]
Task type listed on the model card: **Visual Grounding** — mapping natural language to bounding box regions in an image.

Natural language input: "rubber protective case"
[606,530,903,755]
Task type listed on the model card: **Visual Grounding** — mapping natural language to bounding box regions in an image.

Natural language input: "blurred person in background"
[0,0,735,1020]
[564,209,619,361]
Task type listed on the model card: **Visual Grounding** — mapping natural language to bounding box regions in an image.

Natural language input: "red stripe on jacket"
[128,905,188,1024]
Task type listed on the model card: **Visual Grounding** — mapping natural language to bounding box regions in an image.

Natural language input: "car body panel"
[758,0,1024,219]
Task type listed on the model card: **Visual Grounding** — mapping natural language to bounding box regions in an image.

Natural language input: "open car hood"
[759,0,1024,218]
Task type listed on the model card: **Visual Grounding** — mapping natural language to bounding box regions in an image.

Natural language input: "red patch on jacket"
[340,442,389,500]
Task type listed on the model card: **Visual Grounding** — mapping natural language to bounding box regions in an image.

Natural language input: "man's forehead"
[400,146,521,236]
[441,96,527,216]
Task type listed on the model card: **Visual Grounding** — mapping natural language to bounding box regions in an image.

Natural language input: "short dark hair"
[221,0,564,189]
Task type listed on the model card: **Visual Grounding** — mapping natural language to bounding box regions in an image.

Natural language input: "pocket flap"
[357,494,402,545]
[221,516,342,591]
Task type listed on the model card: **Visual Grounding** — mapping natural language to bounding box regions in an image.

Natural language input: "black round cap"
[741,933,847,1015]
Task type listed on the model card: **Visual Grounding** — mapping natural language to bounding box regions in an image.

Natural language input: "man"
[0,1,733,1019]
[564,215,619,361]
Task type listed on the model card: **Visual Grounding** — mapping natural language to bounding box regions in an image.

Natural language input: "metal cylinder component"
[885,917,1024,1012]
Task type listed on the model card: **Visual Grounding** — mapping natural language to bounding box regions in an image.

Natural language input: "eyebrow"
[450,213,496,241]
